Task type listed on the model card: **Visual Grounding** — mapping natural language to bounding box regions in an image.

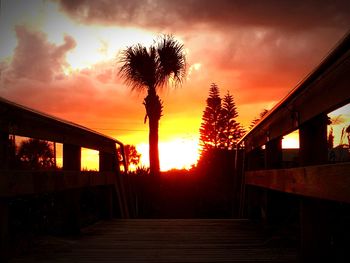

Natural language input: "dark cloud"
[55,0,350,109]
[2,0,349,137]
[181,27,346,104]
[2,26,76,83]
[56,0,350,31]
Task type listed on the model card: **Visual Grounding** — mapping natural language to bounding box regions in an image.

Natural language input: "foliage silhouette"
[220,91,245,149]
[199,83,244,154]
[249,109,269,130]
[199,83,222,152]
[328,127,334,149]
[119,35,186,176]
[118,144,141,168]
[17,138,55,169]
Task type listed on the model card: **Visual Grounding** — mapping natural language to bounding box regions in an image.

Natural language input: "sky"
[1,0,349,171]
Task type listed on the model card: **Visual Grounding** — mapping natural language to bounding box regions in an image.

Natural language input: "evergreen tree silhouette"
[199,84,244,153]
[220,91,245,149]
[199,83,222,153]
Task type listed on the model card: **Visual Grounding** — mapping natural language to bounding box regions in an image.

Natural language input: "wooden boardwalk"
[10,219,297,263]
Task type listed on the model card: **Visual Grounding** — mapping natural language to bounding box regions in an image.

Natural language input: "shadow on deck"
[9,219,297,263]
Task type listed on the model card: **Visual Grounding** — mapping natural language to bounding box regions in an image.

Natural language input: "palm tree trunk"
[144,90,162,176]
[149,114,160,176]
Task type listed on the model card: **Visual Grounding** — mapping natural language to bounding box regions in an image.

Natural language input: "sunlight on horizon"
[137,138,200,171]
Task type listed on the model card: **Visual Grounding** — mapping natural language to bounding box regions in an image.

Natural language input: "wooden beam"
[245,162,350,203]
[0,171,117,197]
[0,98,118,153]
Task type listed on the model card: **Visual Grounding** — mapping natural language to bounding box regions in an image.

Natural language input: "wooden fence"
[0,97,129,260]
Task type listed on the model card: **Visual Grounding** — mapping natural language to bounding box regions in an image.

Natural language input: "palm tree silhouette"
[119,35,186,176]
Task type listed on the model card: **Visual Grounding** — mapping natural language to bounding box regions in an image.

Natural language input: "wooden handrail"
[0,96,123,154]
[239,31,350,152]
[245,162,350,203]
[0,170,118,197]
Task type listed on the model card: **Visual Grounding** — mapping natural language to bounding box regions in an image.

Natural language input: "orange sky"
[1,0,350,170]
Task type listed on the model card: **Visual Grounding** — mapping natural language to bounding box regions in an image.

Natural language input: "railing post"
[63,144,81,171]
[299,113,332,262]
[299,114,328,166]
[0,198,9,261]
[0,131,9,169]
[265,137,282,169]
[99,152,116,219]
[0,132,9,260]
[62,143,81,234]
[263,137,285,225]
[245,147,265,221]
[99,152,116,172]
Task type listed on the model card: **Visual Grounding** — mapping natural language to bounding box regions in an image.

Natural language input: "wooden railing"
[0,97,129,260]
[0,171,119,196]
[245,163,350,204]
[237,31,350,262]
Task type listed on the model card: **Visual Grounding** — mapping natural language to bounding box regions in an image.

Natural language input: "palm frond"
[118,34,186,93]
[119,44,157,92]
[156,34,186,88]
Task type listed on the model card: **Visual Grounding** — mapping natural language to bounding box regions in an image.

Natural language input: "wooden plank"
[245,162,350,203]
[0,171,118,197]
[9,219,297,262]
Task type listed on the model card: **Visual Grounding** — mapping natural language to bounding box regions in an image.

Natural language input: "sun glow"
[1,1,156,73]
[63,27,155,71]
[137,138,200,172]
[81,148,99,171]
[282,130,299,149]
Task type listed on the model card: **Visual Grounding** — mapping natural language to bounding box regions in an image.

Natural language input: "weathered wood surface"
[245,162,350,203]
[9,219,297,263]
[0,171,118,197]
